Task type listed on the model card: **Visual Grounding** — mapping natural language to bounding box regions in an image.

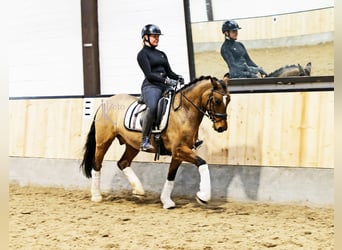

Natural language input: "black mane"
[268,64,300,77]
[176,75,218,93]
[177,75,227,93]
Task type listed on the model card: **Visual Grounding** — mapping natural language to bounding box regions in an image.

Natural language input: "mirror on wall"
[188,0,334,79]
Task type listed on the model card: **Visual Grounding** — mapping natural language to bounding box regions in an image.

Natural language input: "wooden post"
[205,0,213,21]
[183,0,196,80]
[80,0,100,96]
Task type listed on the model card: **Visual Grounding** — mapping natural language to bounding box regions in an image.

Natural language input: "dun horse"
[80,76,230,209]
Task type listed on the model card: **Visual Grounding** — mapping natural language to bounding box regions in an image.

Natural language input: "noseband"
[205,89,228,122]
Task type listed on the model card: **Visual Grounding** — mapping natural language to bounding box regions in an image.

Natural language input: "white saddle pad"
[124,98,172,133]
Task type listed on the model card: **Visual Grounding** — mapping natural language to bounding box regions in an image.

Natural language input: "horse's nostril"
[217,127,224,133]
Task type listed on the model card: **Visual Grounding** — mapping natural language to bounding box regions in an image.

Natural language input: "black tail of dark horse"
[80,120,96,178]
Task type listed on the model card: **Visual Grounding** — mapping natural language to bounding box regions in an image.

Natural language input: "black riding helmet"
[141,24,163,38]
[221,20,241,33]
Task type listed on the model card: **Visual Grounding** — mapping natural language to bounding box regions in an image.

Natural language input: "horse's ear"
[223,74,229,87]
[211,77,219,89]
[305,62,312,76]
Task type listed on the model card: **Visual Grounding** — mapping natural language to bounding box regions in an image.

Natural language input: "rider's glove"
[178,75,185,85]
[258,67,267,77]
[165,77,178,87]
[248,66,259,74]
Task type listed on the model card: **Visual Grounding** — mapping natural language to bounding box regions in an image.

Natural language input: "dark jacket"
[137,45,179,90]
[220,39,260,78]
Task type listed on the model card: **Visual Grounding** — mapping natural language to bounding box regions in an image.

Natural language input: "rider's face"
[228,30,238,40]
[148,34,160,47]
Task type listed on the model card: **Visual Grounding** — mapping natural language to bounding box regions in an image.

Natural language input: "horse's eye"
[215,99,222,105]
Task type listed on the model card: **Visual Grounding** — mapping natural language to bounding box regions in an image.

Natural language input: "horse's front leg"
[122,167,145,197]
[196,161,211,204]
[160,158,182,209]
[175,146,211,205]
[118,144,145,197]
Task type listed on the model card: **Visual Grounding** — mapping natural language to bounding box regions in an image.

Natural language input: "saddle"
[124,89,174,134]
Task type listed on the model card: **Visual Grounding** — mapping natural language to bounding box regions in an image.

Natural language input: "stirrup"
[140,138,154,152]
[193,139,203,150]
[141,144,154,152]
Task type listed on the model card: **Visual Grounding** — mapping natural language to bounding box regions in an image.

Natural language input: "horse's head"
[297,62,312,76]
[304,62,311,76]
[203,76,230,133]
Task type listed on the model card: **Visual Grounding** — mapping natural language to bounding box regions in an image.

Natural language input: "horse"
[80,75,230,209]
[267,62,311,77]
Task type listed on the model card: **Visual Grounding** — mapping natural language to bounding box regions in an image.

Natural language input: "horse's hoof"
[196,195,209,206]
[162,200,176,209]
[163,203,176,209]
[196,190,211,203]
[133,194,145,200]
[132,189,145,196]
[91,195,103,202]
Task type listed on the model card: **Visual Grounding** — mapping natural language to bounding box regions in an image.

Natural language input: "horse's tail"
[80,120,96,178]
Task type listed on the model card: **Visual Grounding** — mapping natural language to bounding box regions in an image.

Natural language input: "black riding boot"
[140,108,154,151]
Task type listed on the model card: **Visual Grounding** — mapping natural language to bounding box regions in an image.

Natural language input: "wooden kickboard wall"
[9,91,334,168]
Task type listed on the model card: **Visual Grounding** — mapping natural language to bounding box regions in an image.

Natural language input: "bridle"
[205,89,228,122]
[177,87,228,124]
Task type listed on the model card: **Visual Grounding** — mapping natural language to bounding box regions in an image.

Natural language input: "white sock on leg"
[160,180,176,209]
[196,164,211,202]
[122,167,145,196]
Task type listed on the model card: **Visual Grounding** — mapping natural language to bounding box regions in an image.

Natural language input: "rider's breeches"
[142,85,163,119]
[141,85,163,137]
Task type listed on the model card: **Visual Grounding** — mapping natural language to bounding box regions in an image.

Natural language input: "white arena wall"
[9,0,190,98]
[97,0,190,94]
[191,7,334,52]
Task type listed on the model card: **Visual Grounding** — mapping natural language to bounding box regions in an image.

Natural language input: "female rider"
[137,24,183,151]
[220,20,267,78]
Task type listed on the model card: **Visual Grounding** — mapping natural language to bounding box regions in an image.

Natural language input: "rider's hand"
[178,75,185,85]
[165,77,178,87]
[258,67,267,77]
[247,66,259,74]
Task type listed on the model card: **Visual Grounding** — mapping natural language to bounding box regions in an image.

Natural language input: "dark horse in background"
[80,76,230,209]
[266,62,311,77]
[225,62,311,79]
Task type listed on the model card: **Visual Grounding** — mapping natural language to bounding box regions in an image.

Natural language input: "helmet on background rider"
[221,20,241,33]
[141,24,163,38]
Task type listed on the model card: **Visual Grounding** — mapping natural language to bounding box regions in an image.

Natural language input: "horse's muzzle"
[214,121,227,133]
[217,127,226,133]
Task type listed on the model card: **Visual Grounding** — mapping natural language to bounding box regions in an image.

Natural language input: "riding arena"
[9,1,334,249]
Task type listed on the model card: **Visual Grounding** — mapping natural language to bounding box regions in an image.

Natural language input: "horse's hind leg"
[118,144,144,196]
[91,132,115,202]
[160,158,182,209]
